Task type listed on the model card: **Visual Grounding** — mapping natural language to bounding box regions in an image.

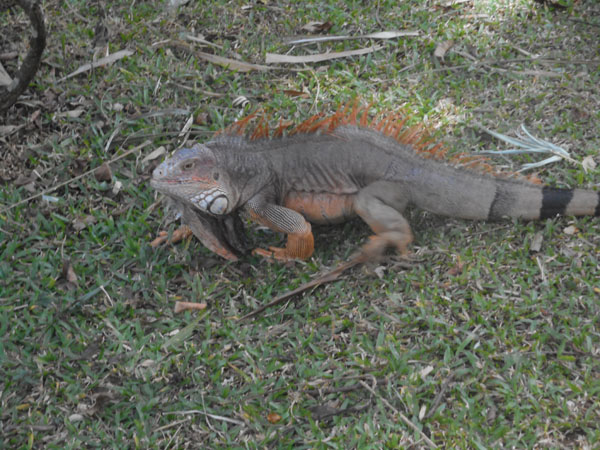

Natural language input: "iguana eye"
[182,161,194,170]
[213,172,220,180]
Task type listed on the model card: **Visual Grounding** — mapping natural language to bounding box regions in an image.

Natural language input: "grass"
[1,0,599,447]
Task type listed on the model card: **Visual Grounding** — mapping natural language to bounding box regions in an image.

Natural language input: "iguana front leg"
[245,199,314,261]
[151,200,246,261]
[354,181,414,259]
[181,204,246,261]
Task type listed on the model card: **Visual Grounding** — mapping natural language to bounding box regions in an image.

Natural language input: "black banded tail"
[488,181,600,221]
[542,187,600,219]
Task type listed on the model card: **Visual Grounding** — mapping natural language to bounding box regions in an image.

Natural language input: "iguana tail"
[406,165,600,221]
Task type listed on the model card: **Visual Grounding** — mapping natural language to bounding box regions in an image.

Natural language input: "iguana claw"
[252,246,298,262]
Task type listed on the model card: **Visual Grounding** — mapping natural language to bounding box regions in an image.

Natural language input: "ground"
[1,0,599,448]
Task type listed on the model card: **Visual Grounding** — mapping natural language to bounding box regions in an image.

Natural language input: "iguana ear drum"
[209,196,228,215]
[190,188,229,215]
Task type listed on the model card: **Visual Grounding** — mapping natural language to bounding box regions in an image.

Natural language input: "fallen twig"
[425,373,455,419]
[0,140,152,214]
[56,49,134,82]
[359,380,438,449]
[266,45,383,64]
[165,409,245,426]
[284,30,419,45]
[238,253,367,321]
[0,0,46,112]
[164,40,270,72]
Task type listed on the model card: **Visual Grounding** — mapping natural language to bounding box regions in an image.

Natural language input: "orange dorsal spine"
[219,102,538,184]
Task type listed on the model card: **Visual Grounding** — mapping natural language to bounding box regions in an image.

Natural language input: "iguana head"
[151,144,234,216]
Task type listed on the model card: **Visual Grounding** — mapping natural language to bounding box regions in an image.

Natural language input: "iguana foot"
[252,246,298,262]
[359,232,412,260]
[150,225,193,248]
[252,229,315,261]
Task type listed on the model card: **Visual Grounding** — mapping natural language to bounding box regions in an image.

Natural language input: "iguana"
[151,104,599,262]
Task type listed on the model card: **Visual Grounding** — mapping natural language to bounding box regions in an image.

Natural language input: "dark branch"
[0,0,47,113]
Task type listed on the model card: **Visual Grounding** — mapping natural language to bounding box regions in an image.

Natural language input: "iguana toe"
[150,225,193,248]
[252,246,300,262]
[360,233,412,260]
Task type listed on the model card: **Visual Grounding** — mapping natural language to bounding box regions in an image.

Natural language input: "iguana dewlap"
[151,106,599,261]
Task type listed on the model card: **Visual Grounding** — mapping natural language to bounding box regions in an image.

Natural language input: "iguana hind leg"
[246,199,314,261]
[354,181,413,259]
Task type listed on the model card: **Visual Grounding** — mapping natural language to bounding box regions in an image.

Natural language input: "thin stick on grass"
[1,140,152,214]
[237,254,366,321]
[359,380,438,449]
[165,410,245,426]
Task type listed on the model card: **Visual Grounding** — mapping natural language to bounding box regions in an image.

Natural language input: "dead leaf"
[178,114,194,137]
[30,109,42,128]
[446,260,464,276]
[285,30,419,45]
[563,225,578,235]
[282,89,310,98]
[419,365,434,379]
[530,232,544,253]
[62,260,78,285]
[162,40,269,72]
[94,162,112,182]
[434,40,454,59]
[419,404,427,421]
[72,215,96,231]
[266,45,383,64]
[112,180,122,195]
[174,301,208,313]
[301,21,333,34]
[196,50,269,72]
[0,61,12,86]
[267,412,282,424]
[13,173,36,187]
[139,359,156,368]
[42,195,60,203]
[309,404,339,420]
[54,109,86,119]
[195,112,209,125]
[581,155,596,173]
[444,0,472,6]
[142,146,166,164]
[374,266,386,279]
[168,0,192,8]
[57,49,135,82]
[183,33,223,50]
[70,158,88,176]
[0,125,21,136]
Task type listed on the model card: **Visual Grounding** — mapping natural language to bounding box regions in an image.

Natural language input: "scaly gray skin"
[160,197,248,261]
[178,201,248,259]
[151,125,600,261]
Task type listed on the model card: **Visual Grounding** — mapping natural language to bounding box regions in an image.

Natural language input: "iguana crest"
[219,101,541,185]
